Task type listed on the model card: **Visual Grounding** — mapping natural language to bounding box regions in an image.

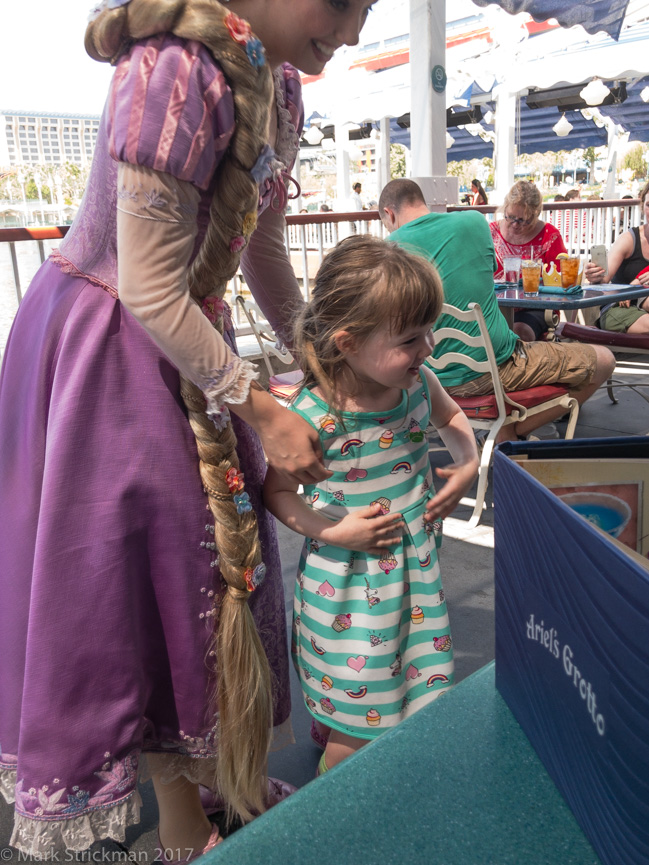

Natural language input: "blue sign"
[432,65,446,93]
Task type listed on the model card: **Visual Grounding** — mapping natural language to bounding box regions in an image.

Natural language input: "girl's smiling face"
[237,0,376,73]
[341,321,436,396]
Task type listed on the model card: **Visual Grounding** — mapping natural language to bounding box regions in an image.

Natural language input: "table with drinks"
[497,253,648,336]
[495,285,649,333]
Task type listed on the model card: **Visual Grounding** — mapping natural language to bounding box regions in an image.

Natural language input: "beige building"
[0,110,100,167]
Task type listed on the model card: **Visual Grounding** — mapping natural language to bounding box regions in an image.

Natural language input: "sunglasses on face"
[504,213,535,226]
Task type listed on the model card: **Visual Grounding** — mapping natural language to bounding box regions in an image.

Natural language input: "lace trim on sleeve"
[116,163,199,224]
[198,357,260,426]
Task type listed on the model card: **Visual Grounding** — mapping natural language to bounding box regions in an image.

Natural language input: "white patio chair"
[427,302,579,527]
[235,295,304,401]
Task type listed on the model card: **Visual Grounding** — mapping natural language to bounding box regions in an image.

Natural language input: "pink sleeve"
[239,205,304,349]
[108,34,235,190]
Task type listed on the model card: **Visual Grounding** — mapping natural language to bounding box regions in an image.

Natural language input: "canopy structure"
[472,0,631,41]
[300,0,649,201]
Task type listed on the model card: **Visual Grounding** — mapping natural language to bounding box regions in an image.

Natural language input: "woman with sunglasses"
[490,181,567,340]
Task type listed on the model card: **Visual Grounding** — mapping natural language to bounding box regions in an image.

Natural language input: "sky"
[1,1,115,115]
[0,1,486,117]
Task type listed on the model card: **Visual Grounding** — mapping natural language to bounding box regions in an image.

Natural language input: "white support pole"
[409,0,446,179]
[604,119,620,200]
[379,116,391,188]
[335,122,351,209]
[493,83,517,204]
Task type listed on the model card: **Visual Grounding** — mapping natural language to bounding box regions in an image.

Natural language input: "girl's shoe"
[157,824,221,863]
[310,719,331,751]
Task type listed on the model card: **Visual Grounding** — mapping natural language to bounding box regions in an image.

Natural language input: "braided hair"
[87,0,275,822]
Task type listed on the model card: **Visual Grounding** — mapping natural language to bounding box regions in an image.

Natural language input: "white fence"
[1,200,643,352]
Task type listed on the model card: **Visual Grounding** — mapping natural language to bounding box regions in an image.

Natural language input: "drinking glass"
[521,259,542,297]
[561,255,580,289]
[503,256,522,287]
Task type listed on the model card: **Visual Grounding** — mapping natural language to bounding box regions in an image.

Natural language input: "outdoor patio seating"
[556,320,649,405]
[428,302,579,527]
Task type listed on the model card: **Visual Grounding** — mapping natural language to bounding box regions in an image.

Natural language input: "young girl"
[264,236,479,774]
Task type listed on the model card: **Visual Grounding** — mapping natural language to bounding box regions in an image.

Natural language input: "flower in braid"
[87,0,278,823]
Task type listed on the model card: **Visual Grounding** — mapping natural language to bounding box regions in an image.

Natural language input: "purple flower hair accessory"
[250,145,282,185]
[229,235,246,254]
[202,296,225,324]
[207,405,231,432]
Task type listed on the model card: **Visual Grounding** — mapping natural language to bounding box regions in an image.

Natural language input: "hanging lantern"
[553,113,573,138]
[579,78,611,106]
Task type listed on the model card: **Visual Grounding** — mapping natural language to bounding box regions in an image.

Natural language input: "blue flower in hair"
[250,145,281,185]
[234,492,252,514]
[246,37,266,68]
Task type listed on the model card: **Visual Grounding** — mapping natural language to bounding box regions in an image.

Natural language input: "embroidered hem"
[0,763,15,804]
[0,719,292,855]
[9,787,142,857]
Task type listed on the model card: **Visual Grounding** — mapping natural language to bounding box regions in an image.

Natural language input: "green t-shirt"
[389,210,518,387]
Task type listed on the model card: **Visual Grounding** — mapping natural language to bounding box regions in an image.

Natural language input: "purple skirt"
[0,261,290,851]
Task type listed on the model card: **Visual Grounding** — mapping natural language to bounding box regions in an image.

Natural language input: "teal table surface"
[203,662,601,865]
[495,284,648,310]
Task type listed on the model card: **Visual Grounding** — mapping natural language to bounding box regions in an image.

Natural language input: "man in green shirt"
[378,179,615,441]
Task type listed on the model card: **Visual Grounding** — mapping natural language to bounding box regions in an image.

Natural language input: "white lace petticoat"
[1,718,293,857]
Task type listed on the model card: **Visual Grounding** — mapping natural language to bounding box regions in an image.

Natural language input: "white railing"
[1,201,642,353]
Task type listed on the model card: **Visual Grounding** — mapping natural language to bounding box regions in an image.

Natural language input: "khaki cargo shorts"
[446,340,598,397]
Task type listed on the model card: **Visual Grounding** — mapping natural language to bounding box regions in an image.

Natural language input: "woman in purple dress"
[0,0,374,857]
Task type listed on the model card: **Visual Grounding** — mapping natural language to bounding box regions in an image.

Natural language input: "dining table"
[495,283,649,338]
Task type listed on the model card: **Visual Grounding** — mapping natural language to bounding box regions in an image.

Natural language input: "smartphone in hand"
[590,244,608,277]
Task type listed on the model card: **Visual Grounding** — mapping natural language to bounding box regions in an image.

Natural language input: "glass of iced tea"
[561,255,580,289]
[521,258,541,296]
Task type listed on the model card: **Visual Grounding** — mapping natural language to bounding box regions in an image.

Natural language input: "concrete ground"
[1,351,648,858]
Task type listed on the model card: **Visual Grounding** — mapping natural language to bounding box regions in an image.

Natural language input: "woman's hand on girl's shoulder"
[229,385,331,486]
[259,402,332,486]
[321,503,404,554]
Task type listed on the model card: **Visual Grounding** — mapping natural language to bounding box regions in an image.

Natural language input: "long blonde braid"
[87,0,275,822]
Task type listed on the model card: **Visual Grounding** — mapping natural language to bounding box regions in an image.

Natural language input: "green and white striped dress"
[290,375,454,740]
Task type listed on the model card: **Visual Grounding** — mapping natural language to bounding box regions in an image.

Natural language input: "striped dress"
[290,376,454,740]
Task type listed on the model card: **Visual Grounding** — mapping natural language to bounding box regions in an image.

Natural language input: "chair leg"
[466,433,497,528]
[606,377,618,405]
[563,398,579,439]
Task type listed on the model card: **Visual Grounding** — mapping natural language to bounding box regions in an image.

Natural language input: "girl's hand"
[322,503,404,554]
[425,459,479,521]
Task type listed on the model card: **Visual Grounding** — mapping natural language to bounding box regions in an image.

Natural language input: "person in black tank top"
[584,181,649,333]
